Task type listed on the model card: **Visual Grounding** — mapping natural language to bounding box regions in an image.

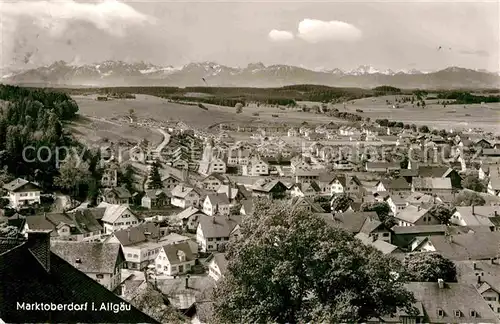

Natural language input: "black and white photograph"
[0,0,499,323]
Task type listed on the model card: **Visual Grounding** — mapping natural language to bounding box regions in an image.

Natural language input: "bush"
[252,112,259,116]
[271,114,279,117]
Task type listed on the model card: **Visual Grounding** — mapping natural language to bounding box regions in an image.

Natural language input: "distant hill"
[2,61,499,89]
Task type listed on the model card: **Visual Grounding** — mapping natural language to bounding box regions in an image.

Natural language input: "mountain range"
[2,61,499,89]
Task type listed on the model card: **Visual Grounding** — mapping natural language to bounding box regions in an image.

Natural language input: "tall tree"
[54,154,91,203]
[403,253,457,282]
[428,204,453,225]
[213,200,417,323]
[453,190,486,206]
[462,175,486,192]
[330,193,353,213]
[361,201,397,228]
[147,161,163,189]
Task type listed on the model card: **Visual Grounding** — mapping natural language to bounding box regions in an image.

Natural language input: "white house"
[98,202,140,234]
[208,158,227,174]
[3,178,41,209]
[207,253,228,282]
[202,194,231,216]
[51,241,125,291]
[154,242,196,276]
[243,158,270,176]
[196,215,241,252]
[170,185,201,208]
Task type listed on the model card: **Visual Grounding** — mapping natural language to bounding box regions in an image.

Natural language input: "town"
[1,81,500,323]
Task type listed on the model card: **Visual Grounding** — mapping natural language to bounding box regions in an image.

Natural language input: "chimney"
[438,278,444,289]
[473,262,477,270]
[185,275,190,289]
[212,216,216,223]
[477,275,482,284]
[491,257,496,265]
[127,228,131,241]
[495,210,498,217]
[26,230,52,273]
[417,205,421,211]
[472,205,475,215]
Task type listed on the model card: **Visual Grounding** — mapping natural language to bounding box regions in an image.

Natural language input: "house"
[201,173,227,192]
[410,231,500,260]
[328,174,362,196]
[162,174,183,191]
[405,192,442,207]
[476,138,493,149]
[376,178,411,193]
[451,206,500,228]
[287,128,298,137]
[290,181,322,197]
[174,207,205,232]
[154,241,196,276]
[455,260,500,318]
[390,225,447,249]
[171,184,202,208]
[207,253,227,282]
[326,211,392,242]
[51,241,125,291]
[141,189,170,209]
[488,173,500,196]
[98,203,140,234]
[207,158,227,174]
[295,168,321,184]
[354,232,400,254]
[196,215,241,252]
[0,230,158,324]
[3,178,41,209]
[417,166,462,189]
[412,177,453,195]
[365,162,401,173]
[100,165,118,188]
[99,187,131,205]
[243,158,270,177]
[23,211,103,242]
[290,196,325,213]
[406,280,498,323]
[395,205,438,227]
[386,195,409,215]
[107,223,196,270]
[338,126,361,136]
[203,194,231,216]
[251,179,288,199]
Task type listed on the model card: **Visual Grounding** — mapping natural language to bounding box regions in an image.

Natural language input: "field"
[333,95,500,134]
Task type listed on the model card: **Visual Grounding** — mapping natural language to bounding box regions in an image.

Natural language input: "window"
[437,309,444,317]
[470,310,477,317]
[383,233,390,237]
[216,237,222,241]
[133,254,138,258]
[454,310,461,318]
[96,274,104,279]
[208,245,213,249]
[127,253,132,258]
[485,296,497,301]
[208,238,214,242]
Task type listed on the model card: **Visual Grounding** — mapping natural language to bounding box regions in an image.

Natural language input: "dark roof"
[104,187,132,199]
[422,231,500,261]
[332,211,379,233]
[378,177,411,190]
[206,193,230,206]
[198,215,241,238]
[113,223,161,246]
[406,281,498,323]
[290,196,325,213]
[417,166,453,178]
[0,240,159,323]
[391,225,447,235]
[3,178,40,192]
[51,242,123,274]
[27,212,103,235]
[162,241,196,264]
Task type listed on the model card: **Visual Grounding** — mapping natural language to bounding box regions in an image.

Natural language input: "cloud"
[297,19,362,43]
[0,0,153,67]
[268,29,295,42]
[458,49,490,57]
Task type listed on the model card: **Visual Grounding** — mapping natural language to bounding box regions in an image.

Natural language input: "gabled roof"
[171,184,198,198]
[103,187,131,199]
[144,189,170,199]
[240,199,254,215]
[396,205,430,224]
[176,207,202,220]
[51,242,123,274]
[417,166,453,178]
[3,178,40,192]
[203,173,227,183]
[422,231,500,260]
[208,252,228,276]
[112,222,161,246]
[355,233,399,254]
[162,241,196,264]
[406,281,498,323]
[293,181,321,193]
[289,196,325,213]
[100,203,133,223]
[206,193,230,206]
[198,215,241,238]
[412,177,452,190]
[0,239,159,323]
[332,211,379,233]
[391,225,447,235]
[378,177,411,190]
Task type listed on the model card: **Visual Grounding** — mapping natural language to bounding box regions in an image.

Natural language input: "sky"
[1,0,499,72]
